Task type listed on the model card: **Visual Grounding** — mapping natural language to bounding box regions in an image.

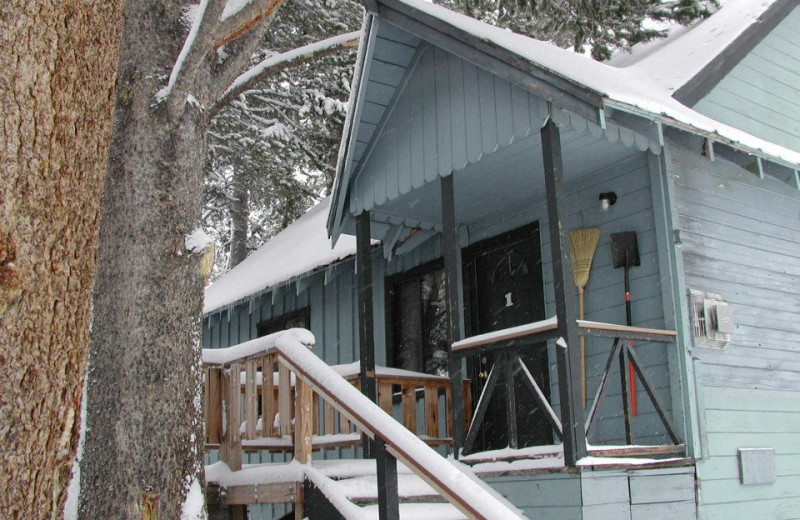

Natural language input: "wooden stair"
[305,458,519,520]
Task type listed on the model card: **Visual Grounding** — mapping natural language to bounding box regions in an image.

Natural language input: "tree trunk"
[0,2,123,518]
[229,169,249,268]
[80,1,208,518]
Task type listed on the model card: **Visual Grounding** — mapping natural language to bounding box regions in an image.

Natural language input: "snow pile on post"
[202,328,315,366]
[273,333,525,520]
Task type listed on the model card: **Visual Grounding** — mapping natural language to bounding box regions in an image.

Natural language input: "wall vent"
[689,290,734,349]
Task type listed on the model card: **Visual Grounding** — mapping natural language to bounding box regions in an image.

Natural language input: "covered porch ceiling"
[343,115,651,247]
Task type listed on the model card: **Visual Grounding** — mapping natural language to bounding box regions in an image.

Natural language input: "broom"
[570,228,601,409]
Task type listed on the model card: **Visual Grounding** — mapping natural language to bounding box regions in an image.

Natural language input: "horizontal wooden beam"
[577,320,677,342]
[205,482,300,506]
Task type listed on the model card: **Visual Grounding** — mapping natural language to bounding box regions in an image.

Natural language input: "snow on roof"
[620,0,779,92]
[388,0,800,166]
[204,197,367,314]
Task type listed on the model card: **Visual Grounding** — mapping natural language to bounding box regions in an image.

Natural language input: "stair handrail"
[203,329,523,520]
[272,331,523,520]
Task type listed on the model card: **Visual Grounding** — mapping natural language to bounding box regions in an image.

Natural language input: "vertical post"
[541,118,587,465]
[440,174,466,454]
[356,211,377,458]
[376,438,400,520]
[502,353,519,449]
[619,344,633,444]
[294,378,313,464]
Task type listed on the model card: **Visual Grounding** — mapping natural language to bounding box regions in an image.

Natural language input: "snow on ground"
[179,478,205,520]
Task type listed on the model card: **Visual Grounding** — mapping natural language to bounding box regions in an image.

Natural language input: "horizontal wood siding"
[482,473,582,520]
[693,6,800,152]
[670,143,800,518]
[482,466,696,520]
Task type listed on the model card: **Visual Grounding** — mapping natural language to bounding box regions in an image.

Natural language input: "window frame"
[256,307,311,338]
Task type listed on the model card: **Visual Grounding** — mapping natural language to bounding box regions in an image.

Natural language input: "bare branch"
[213,0,285,49]
[206,17,282,114]
[209,31,360,116]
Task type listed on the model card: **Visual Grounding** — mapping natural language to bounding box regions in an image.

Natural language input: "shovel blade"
[609,231,641,269]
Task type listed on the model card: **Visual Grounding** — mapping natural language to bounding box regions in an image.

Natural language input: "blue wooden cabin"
[203,0,800,518]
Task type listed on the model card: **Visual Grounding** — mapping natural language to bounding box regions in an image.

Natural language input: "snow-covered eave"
[604,98,800,170]
[203,254,351,316]
[328,14,376,244]
[203,238,384,316]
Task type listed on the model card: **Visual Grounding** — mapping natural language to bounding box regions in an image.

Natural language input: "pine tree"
[205,0,362,273]
[439,0,716,60]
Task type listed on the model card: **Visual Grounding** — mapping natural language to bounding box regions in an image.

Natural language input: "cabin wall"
[693,6,800,153]
[483,466,696,519]
[668,143,800,518]
[203,151,680,454]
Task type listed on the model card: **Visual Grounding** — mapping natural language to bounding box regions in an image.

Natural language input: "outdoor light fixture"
[599,191,617,211]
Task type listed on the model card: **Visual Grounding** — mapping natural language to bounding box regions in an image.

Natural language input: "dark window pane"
[392,266,449,376]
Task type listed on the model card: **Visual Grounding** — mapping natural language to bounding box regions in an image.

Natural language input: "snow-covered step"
[327,473,445,505]
[361,502,468,520]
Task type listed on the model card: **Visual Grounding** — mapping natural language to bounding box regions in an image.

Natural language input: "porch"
[201,327,695,519]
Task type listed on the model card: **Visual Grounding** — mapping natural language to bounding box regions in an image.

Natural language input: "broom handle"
[579,286,586,408]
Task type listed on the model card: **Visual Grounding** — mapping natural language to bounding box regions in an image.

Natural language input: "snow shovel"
[609,231,640,415]
[570,228,601,409]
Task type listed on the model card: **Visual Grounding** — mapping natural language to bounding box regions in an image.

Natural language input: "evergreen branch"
[209,31,360,116]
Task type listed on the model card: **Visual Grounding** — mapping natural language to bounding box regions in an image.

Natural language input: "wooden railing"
[450,317,681,455]
[204,349,470,467]
[203,330,521,520]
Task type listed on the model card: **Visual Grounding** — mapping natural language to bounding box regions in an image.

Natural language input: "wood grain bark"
[0,1,123,518]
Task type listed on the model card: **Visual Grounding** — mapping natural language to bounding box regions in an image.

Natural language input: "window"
[388,264,450,376]
[256,307,310,337]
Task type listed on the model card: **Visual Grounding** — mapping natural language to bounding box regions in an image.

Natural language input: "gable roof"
[328,0,800,240]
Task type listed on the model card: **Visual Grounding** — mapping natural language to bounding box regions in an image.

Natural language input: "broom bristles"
[570,228,601,288]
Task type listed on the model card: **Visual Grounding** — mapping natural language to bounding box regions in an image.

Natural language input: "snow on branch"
[213,31,360,113]
[213,0,285,49]
[156,0,212,104]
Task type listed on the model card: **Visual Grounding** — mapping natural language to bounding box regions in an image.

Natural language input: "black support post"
[541,118,588,466]
[376,438,400,520]
[356,212,377,458]
[441,174,466,455]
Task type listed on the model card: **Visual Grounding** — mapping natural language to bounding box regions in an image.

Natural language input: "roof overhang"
[328,0,800,242]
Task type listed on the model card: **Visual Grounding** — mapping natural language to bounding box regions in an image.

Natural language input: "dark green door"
[465,223,552,451]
